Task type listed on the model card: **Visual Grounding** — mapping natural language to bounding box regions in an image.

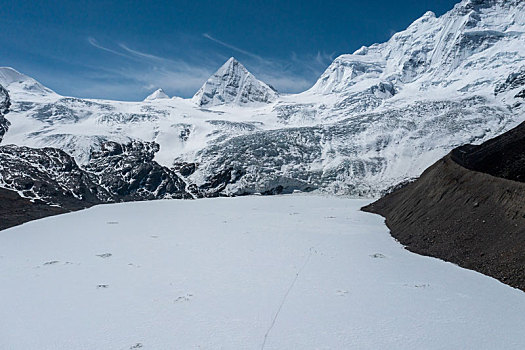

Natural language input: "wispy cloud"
[87,37,132,59]
[119,43,171,63]
[203,33,267,63]
[82,34,334,99]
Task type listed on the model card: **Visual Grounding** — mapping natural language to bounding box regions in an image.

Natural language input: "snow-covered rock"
[0,84,10,142]
[192,57,278,107]
[144,88,170,101]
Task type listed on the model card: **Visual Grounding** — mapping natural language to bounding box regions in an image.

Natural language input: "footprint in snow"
[336,290,349,296]
[403,283,430,288]
[43,260,60,265]
[96,253,112,258]
[129,343,143,349]
[97,284,109,289]
[174,294,193,303]
[370,253,386,259]
[106,221,119,225]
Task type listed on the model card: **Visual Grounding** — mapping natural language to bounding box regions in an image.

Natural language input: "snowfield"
[1,195,524,349]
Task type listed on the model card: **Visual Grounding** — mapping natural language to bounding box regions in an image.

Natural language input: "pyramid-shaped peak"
[192,57,278,107]
[144,88,170,101]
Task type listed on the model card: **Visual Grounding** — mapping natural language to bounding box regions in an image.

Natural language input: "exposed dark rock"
[173,162,197,177]
[195,167,245,198]
[0,187,72,231]
[495,66,525,95]
[0,85,11,142]
[363,121,525,291]
[451,121,525,182]
[0,145,111,206]
[85,141,192,200]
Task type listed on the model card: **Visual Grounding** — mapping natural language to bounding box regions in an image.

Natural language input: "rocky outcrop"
[0,145,111,206]
[86,141,191,200]
[0,85,10,142]
[495,67,525,97]
[363,121,525,291]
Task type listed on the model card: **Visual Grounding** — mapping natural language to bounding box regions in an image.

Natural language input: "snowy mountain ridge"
[0,0,524,197]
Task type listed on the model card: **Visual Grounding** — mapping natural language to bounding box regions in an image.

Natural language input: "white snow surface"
[1,195,524,349]
[1,0,525,195]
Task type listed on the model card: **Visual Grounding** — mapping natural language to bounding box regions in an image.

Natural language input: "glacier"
[0,0,524,197]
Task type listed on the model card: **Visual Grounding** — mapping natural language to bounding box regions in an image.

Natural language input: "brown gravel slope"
[363,122,525,291]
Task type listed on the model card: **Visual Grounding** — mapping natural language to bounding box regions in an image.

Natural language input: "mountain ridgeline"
[0,0,524,212]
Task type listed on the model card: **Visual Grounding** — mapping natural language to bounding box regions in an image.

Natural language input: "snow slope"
[0,196,524,349]
[1,0,525,196]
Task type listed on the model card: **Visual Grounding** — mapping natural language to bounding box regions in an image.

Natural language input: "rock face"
[192,57,278,107]
[0,145,109,206]
[0,85,10,142]
[85,141,191,200]
[363,121,525,291]
[0,141,192,207]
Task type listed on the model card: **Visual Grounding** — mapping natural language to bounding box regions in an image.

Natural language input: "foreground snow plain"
[1,195,524,349]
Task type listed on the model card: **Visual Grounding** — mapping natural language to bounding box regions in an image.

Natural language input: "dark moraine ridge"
[363,121,525,291]
[0,188,82,231]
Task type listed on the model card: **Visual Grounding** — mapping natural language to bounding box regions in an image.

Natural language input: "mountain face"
[1,0,525,201]
[192,57,278,107]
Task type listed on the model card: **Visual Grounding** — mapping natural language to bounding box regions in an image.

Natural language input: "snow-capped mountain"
[192,57,278,106]
[1,0,524,199]
[144,88,170,101]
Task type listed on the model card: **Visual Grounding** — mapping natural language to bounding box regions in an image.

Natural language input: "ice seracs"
[144,88,170,101]
[192,57,278,107]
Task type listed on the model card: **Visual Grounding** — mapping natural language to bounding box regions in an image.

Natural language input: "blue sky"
[1,0,459,101]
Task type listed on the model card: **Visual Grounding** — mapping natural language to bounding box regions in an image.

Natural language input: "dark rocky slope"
[363,121,525,291]
[0,187,71,231]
